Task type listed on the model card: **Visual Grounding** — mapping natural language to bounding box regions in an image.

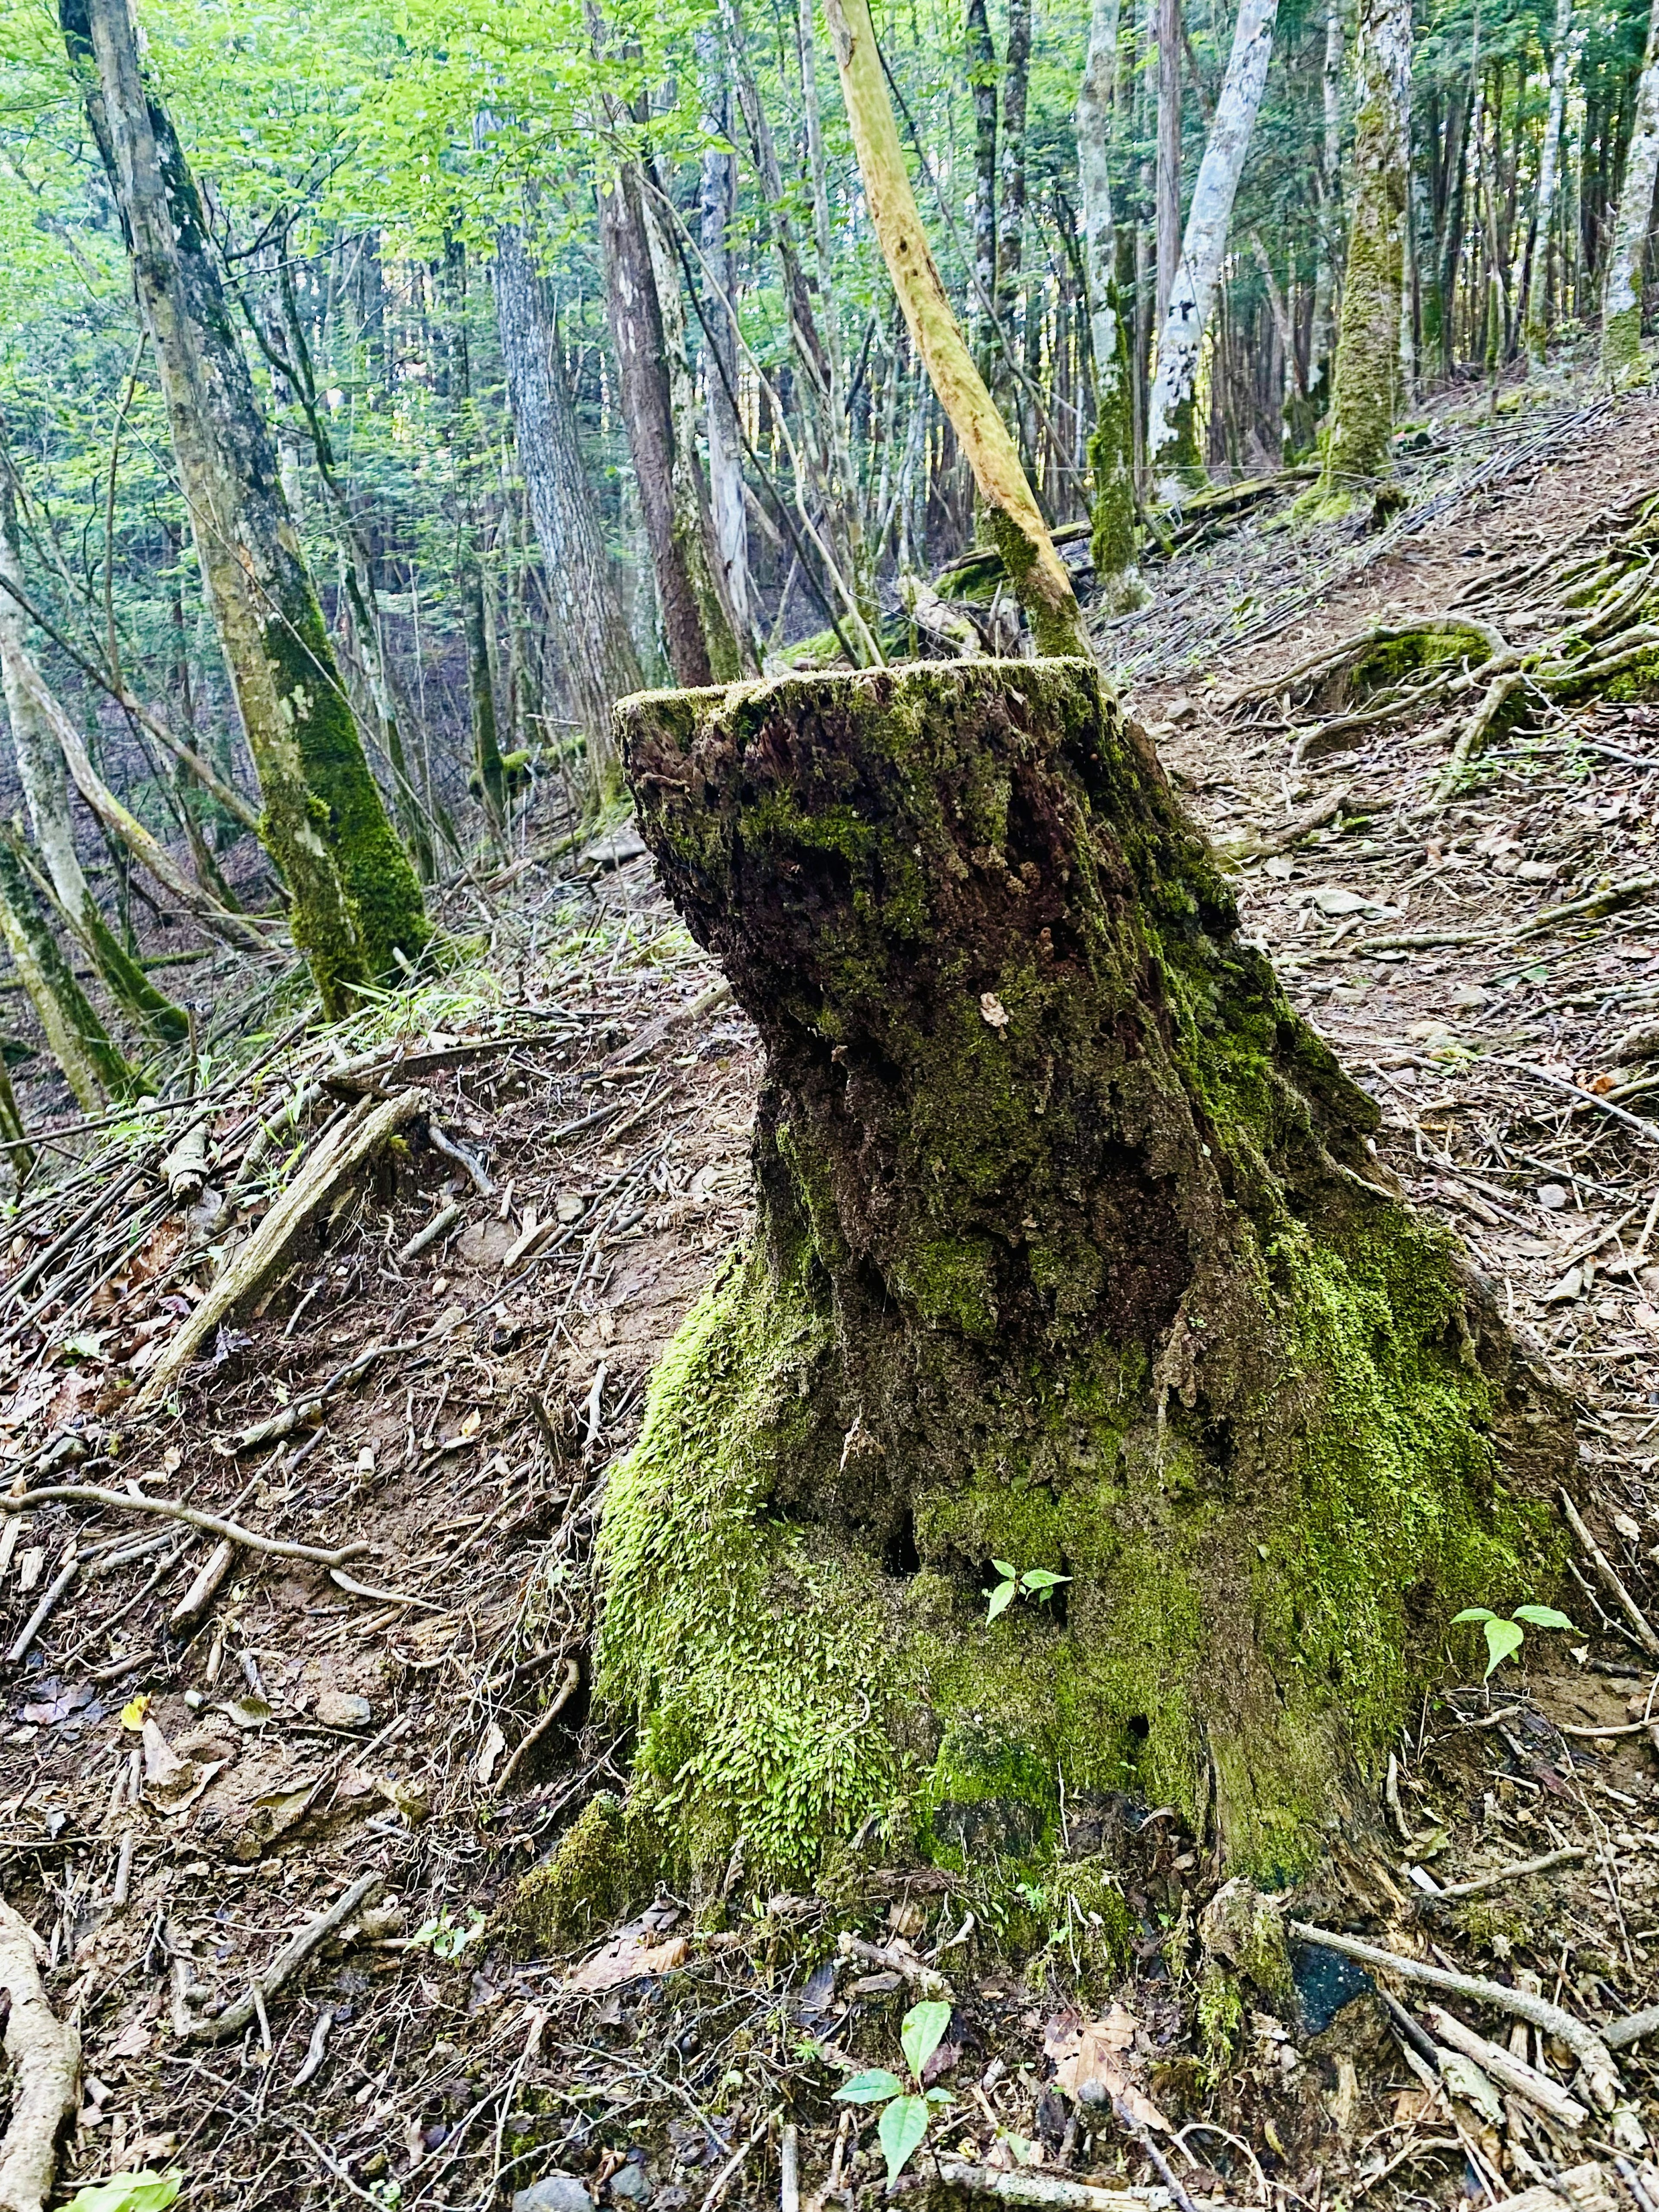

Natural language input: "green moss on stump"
[508,1792,655,1951]
[605,660,1576,1898]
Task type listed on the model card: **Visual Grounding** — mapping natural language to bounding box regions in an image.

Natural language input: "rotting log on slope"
[595,658,1580,1892]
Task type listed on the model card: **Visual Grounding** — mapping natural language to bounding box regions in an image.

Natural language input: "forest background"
[0,0,1654,1099]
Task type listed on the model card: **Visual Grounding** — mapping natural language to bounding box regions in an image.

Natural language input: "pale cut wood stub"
[0,1900,79,2212]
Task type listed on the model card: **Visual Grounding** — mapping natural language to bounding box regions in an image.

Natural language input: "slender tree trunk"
[993,0,1033,423]
[441,239,506,835]
[966,0,1000,375]
[820,0,1088,654]
[697,26,756,659]
[640,173,746,680]
[1317,0,1413,501]
[1076,0,1143,606]
[491,224,643,795]
[0,826,133,1111]
[1600,0,1659,384]
[796,0,867,607]
[61,0,426,1017]
[0,496,186,1042]
[596,157,731,688]
[1305,0,1344,427]
[1156,0,1182,334]
[1146,0,1281,500]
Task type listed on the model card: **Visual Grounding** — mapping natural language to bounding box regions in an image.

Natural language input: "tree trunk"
[596,156,730,690]
[820,0,1089,656]
[442,239,507,834]
[1076,0,1144,607]
[0,827,134,1112]
[1317,0,1413,503]
[1146,0,1280,501]
[696,26,756,659]
[1156,0,1182,334]
[0,496,187,1044]
[992,0,1032,424]
[1300,0,1344,441]
[491,224,643,795]
[605,659,1576,1888]
[61,0,426,1017]
[1600,0,1659,385]
[966,0,1000,375]
[640,172,746,681]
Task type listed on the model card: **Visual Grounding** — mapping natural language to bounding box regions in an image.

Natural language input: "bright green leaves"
[66,2175,183,2212]
[835,2001,955,2182]
[878,2097,931,2183]
[984,1560,1071,1621]
[837,2069,905,2103]
[901,1999,951,2079]
[1452,1604,1576,1677]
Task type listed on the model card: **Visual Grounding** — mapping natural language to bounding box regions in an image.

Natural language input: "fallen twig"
[0,1898,80,2212]
[1286,1919,1641,2140]
[1435,1845,1586,1896]
[1607,2003,1659,2051]
[1424,2005,1588,2129]
[134,1089,427,1408]
[328,1566,445,1609]
[172,1872,382,2044]
[1560,1490,1659,1657]
[1,1486,368,1568]
[925,2163,1207,2211]
[4,1553,78,1665]
[835,1929,951,1998]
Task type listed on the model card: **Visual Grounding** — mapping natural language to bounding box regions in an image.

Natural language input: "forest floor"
[3,351,1659,2212]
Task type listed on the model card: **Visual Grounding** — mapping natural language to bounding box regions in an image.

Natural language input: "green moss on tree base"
[507,1792,658,1951]
[604,661,1576,1901]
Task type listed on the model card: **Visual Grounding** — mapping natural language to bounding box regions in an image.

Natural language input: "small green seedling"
[409,1905,486,1960]
[984,1560,1070,1622]
[834,1999,955,2182]
[1452,1604,1576,1677]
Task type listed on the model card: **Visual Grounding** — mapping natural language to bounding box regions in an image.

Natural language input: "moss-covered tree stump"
[601,658,1575,1889]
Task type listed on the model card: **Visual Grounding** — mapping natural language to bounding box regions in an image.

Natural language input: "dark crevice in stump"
[601,658,1577,1888]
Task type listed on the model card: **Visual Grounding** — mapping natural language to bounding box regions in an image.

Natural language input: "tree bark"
[1146,0,1280,501]
[606,659,1576,1888]
[1076,0,1143,607]
[595,155,728,690]
[491,224,643,794]
[0,826,133,1111]
[61,0,426,1017]
[0,495,186,1043]
[1155,0,1182,335]
[640,172,746,680]
[441,239,507,833]
[992,0,1032,424]
[1299,0,1344,440]
[696,26,755,658]
[1599,0,1659,385]
[820,0,1089,655]
[1525,0,1573,370]
[1317,0,1412,502]
[966,0,1000,375]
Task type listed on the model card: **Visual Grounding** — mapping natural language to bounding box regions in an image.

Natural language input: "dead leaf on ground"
[565,1931,690,1993]
[1044,2004,1169,2130]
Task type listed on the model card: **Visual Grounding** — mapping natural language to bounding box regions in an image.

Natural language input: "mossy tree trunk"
[605,660,1576,1893]
[1317,0,1412,505]
[0,492,187,1044]
[0,827,135,1112]
[63,0,428,1017]
[820,0,1089,657]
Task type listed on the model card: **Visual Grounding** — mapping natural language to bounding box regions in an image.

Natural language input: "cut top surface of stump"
[606,660,1577,1885]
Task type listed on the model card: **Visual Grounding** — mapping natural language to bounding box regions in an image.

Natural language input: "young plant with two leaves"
[834,1999,955,2181]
